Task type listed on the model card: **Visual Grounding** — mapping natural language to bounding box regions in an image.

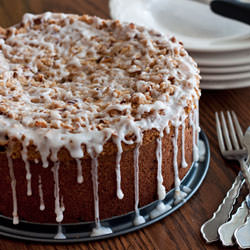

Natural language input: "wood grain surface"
[0,1,250,249]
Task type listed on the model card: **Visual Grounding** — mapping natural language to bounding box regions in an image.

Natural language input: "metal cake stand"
[0,130,210,243]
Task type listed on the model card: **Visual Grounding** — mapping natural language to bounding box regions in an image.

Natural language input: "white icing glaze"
[190,103,199,162]
[113,137,124,199]
[165,125,170,135]
[91,155,100,230]
[173,126,180,192]
[51,162,64,223]
[61,196,65,212]
[54,224,66,239]
[90,154,113,234]
[133,213,146,226]
[7,150,19,224]
[173,126,187,204]
[90,224,112,237]
[38,175,45,211]
[0,13,200,224]
[76,158,83,184]
[150,201,171,219]
[133,142,145,226]
[198,139,206,162]
[182,185,191,193]
[181,118,188,168]
[156,136,166,200]
[21,141,32,196]
[174,190,188,205]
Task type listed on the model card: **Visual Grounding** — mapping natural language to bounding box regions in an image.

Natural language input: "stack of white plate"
[110,0,250,89]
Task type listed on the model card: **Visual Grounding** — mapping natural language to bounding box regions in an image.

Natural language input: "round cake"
[0,12,200,235]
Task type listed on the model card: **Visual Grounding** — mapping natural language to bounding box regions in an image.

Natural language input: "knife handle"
[200,173,244,243]
[211,0,250,25]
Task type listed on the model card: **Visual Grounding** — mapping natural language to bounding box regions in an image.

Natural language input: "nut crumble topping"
[0,13,200,133]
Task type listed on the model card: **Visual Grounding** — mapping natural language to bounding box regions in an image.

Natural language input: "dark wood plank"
[0,1,250,250]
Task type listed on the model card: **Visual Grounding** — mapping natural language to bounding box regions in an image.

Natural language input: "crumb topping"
[0,12,200,133]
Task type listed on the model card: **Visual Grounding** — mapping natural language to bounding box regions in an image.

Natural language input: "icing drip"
[181,121,188,168]
[90,224,112,237]
[190,109,199,162]
[90,155,112,236]
[173,126,187,204]
[61,196,65,212]
[173,127,180,192]
[54,224,66,239]
[133,143,145,226]
[196,99,201,135]
[7,151,19,224]
[150,201,171,219]
[165,125,170,135]
[114,137,124,200]
[21,141,32,196]
[51,162,64,223]
[76,158,83,184]
[91,156,100,229]
[198,139,206,162]
[195,99,201,159]
[38,175,45,211]
[37,138,50,168]
[182,185,192,193]
[156,136,166,200]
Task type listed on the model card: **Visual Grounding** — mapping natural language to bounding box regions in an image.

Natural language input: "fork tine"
[220,111,233,151]
[226,111,240,150]
[215,112,226,153]
[231,111,244,148]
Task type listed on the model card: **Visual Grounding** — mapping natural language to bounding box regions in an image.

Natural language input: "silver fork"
[201,111,248,243]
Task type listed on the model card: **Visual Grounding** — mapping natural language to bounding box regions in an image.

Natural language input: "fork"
[201,111,248,243]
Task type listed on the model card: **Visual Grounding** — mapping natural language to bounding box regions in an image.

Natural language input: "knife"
[190,0,250,26]
[211,0,250,25]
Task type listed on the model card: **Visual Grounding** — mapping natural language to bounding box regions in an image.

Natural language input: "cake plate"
[0,130,210,243]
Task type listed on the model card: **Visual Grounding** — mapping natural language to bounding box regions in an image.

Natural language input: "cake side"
[0,116,194,223]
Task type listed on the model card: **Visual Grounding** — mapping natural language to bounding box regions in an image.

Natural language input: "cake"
[0,12,200,235]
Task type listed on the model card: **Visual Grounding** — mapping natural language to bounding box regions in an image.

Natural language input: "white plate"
[201,78,250,89]
[200,64,250,74]
[190,49,250,67]
[201,71,250,81]
[109,0,250,52]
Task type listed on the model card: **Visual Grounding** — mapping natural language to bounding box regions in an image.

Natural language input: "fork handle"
[200,173,244,243]
[240,159,250,192]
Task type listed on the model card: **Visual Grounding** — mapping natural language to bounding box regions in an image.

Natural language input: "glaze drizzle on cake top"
[0,12,200,236]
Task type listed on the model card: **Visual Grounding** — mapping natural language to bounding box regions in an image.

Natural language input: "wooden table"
[0,1,250,249]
